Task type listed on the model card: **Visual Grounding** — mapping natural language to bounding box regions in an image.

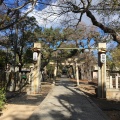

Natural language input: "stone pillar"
[110,76,113,88]
[76,63,79,86]
[53,66,57,84]
[98,43,106,98]
[73,64,76,79]
[116,76,118,89]
[31,43,41,94]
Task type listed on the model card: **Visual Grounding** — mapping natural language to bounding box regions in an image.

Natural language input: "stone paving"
[29,78,109,120]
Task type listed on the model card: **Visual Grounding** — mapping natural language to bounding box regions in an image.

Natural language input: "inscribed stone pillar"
[31,43,41,94]
[98,43,106,98]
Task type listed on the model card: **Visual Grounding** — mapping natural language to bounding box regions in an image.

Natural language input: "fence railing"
[107,76,120,89]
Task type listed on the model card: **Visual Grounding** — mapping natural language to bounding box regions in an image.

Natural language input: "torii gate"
[52,43,107,98]
[31,42,106,98]
[49,60,81,86]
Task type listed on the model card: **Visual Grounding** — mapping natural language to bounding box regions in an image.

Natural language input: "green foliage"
[46,64,55,75]
[111,45,120,69]
[35,27,67,69]
[56,43,78,60]
[0,89,6,110]
[46,64,55,80]
[107,45,120,70]
[23,48,33,64]
[39,27,65,49]
[0,50,6,68]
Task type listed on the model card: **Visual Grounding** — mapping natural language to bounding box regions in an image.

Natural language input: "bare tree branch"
[86,10,120,43]
[0,0,37,30]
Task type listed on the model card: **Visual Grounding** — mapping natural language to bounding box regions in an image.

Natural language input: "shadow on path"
[29,78,109,120]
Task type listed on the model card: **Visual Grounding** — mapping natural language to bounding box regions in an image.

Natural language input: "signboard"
[33,52,38,61]
[100,53,106,63]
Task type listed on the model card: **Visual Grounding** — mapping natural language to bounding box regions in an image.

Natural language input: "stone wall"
[106,89,120,101]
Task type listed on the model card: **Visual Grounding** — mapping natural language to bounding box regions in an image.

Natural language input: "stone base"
[26,85,32,95]
[26,85,42,95]
[106,89,120,101]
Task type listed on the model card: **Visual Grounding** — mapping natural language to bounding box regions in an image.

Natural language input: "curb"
[78,89,110,120]
[29,85,55,114]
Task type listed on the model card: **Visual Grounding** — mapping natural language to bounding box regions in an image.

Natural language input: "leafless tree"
[38,0,120,43]
[0,0,37,30]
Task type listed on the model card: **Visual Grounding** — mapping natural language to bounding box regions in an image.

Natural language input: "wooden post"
[98,43,106,98]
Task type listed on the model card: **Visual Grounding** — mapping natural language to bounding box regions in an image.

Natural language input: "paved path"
[29,78,109,120]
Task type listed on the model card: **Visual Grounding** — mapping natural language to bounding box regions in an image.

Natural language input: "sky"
[27,0,118,49]
[28,0,95,28]
[27,0,119,30]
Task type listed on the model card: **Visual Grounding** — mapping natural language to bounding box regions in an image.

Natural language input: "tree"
[37,24,100,69]
[0,16,40,91]
[35,25,99,81]
[14,16,39,71]
[39,0,120,44]
[110,45,120,69]
[1,1,120,43]
[23,48,33,65]
[0,16,39,71]
[0,36,12,69]
[35,27,67,69]
[0,50,6,68]
[0,0,37,30]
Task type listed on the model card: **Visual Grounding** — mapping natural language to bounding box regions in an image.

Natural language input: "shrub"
[0,89,6,110]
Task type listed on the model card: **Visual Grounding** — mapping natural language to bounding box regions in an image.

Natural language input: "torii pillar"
[31,43,41,94]
[53,66,57,84]
[98,43,106,98]
[76,63,79,86]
